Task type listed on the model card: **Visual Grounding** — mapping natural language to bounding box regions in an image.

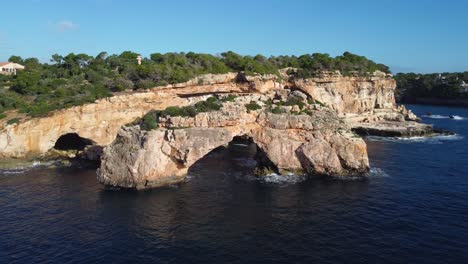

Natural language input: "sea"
[1,104,467,264]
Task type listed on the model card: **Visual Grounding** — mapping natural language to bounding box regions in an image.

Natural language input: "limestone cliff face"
[97,96,369,189]
[292,71,432,137]
[0,92,186,158]
[0,71,425,159]
[293,71,397,114]
[0,73,279,158]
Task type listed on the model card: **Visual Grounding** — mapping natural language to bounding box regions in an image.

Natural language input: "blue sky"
[1,0,467,73]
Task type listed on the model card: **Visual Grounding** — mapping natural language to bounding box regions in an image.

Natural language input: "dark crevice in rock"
[54,133,95,151]
[253,147,279,176]
[39,133,103,168]
[228,135,279,175]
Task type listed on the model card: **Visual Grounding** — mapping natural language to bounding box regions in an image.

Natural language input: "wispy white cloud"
[54,20,79,32]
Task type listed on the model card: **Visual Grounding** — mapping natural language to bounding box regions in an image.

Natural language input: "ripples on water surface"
[1,104,468,263]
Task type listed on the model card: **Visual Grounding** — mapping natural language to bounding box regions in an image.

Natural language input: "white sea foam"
[0,164,31,175]
[366,134,463,144]
[368,167,389,178]
[422,114,465,120]
[0,160,61,176]
[259,173,307,184]
[1,169,27,175]
[422,114,449,119]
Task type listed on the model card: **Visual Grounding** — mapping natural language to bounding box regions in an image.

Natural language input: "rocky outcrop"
[292,71,433,137]
[97,95,369,189]
[98,127,234,188]
[293,71,396,114]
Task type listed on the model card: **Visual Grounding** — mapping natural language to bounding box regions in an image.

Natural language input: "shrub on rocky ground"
[221,94,237,102]
[245,101,262,112]
[6,118,20,125]
[138,96,223,130]
[283,97,305,109]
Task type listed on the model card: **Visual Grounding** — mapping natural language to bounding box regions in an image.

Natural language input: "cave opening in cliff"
[187,135,278,179]
[54,133,95,151]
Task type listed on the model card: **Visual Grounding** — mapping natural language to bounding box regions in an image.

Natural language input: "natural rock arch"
[97,119,370,190]
[98,127,257,189]
[186,135,279,178]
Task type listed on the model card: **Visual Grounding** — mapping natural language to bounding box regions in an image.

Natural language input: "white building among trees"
[461,81,468,93]
[0,62,25,75]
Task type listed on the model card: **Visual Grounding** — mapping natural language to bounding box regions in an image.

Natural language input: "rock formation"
[292,71,436,137]
[97,94,369,189]
[0,73,277,158]
[0,69,442,189]
[292,71,397,113]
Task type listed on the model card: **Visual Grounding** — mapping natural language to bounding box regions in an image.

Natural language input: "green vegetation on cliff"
[0,51,389,118]
[395,72,468,103]
[137,96,224,130]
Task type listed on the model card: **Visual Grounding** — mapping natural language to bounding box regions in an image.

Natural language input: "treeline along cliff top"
[0,51,390,120]
[395,72,468,104]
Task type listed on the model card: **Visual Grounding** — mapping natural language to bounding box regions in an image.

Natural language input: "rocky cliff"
[291,71,434,137]
[292,71,396,114]
[97,93,369,189]
[0,73,278,158]
[0,71,433,161]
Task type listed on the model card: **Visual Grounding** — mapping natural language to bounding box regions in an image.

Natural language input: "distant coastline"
[398,97,468,107]
[395,72,468,108]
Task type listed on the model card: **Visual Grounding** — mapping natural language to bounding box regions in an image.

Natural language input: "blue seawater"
[1,104,467,263]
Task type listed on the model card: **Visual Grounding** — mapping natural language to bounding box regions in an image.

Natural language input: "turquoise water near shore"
[1,104,468,263]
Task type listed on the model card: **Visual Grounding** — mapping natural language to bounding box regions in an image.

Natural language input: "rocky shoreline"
[352,121,437,137]
[0,70,445,189]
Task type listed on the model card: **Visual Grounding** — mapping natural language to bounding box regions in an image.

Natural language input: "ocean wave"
[0,160,60,175]
[368,167,389,178]
[0,164,33,175]
[365,134,463,144]
[259,173,307,185]
[422,114,449,119]
[422,114,465,120]
[1,169,28,175]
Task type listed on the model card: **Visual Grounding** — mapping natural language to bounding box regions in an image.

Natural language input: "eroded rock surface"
[0,73,280,158]
[97,96,369,189]
[1,70,437,164]
[291,71,434,137]
[98,126,234,188]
